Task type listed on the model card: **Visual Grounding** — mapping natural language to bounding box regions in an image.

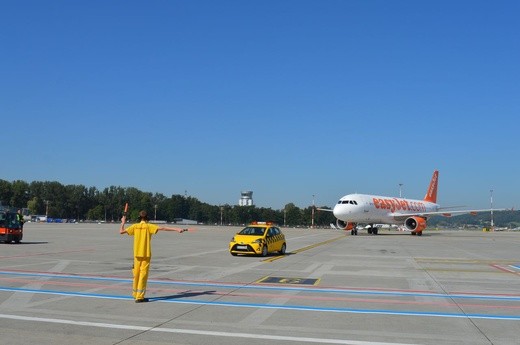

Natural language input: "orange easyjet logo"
[373,198,426,213]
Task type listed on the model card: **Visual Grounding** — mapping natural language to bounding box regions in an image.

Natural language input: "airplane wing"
[390,208,506,219]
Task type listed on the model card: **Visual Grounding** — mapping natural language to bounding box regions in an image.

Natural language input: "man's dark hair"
[138,210,149,221]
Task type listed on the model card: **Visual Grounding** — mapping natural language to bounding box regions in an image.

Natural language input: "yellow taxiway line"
[263,234,347,262]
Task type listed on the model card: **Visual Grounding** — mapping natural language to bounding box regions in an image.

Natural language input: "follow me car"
[229,222,286,256]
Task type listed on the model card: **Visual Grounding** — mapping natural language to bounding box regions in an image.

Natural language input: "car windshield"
[238,227,266,236]
[0,213,20,228]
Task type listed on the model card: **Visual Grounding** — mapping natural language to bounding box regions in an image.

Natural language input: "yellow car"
[229,222,286,257]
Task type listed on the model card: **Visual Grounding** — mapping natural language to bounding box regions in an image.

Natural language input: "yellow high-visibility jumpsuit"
[125,221,159,300]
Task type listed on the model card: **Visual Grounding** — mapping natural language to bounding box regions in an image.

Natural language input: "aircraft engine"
[337,219,356,230]
[404,216,427,232]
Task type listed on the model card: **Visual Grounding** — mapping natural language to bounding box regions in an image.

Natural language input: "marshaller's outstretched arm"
[158,226,191,233]
[119,215,128,234]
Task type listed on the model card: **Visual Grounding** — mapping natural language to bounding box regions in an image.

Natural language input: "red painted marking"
[0,248,95,259]
[490,264,519,275]
[2,275,520,311]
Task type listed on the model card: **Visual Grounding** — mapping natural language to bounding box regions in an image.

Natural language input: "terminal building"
[239,191,253,206]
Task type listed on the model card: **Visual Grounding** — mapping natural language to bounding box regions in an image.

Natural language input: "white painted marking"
[0,313,419,345]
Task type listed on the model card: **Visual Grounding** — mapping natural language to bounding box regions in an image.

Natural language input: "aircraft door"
[364,200,371,221]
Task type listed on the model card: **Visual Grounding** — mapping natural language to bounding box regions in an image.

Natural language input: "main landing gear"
[367,226,379,235]
[350,226,379,235]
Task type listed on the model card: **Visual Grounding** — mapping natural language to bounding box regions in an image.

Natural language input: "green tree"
[10,180,30,208]
[27,197,39,215]
[0,179,13,206]
[284,203,301,226]
[314,206,335,226]
[87,204,104,221]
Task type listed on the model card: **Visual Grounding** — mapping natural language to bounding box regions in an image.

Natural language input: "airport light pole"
[220,206,223,226]
[399,183,403,198]
[311,195,315,229]
[490,189,494,230]
[45,200,49,218]
[154,204,158,221]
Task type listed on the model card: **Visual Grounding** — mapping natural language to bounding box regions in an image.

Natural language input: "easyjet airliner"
[325,170,499,236]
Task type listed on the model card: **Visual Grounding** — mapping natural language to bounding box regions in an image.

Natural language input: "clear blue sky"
[2,0,518,210]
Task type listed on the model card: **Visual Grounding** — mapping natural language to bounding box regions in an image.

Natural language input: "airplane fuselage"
[333,193,440,225]
[327,171,500,236]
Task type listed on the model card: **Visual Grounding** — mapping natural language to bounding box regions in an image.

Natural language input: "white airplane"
[323,170,500,236]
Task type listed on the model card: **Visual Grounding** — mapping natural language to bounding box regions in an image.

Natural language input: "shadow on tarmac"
[150,290,217,302]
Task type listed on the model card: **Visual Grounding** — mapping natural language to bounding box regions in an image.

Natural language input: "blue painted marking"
[2,270,520,301]
[0,286,519,321]
[510,265,520,270]
[164,299,520,321]
[0,286,131,301]
[0,271,132,283]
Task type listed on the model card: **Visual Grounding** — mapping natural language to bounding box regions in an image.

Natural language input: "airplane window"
[353,201,358,205]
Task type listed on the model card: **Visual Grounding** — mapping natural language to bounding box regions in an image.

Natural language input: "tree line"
[2,179,517,228]
[428,210,519,229]
[0,179,336,226]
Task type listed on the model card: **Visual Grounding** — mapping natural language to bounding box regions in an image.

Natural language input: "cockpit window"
[339,200,358,205]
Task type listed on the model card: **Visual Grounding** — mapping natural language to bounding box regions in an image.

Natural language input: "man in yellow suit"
[120,210,188,303]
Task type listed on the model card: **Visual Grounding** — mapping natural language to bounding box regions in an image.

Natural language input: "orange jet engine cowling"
[337,220,357,230]
[404,216,427,232]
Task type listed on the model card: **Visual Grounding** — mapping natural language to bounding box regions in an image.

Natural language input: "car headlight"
[253,239,264,244]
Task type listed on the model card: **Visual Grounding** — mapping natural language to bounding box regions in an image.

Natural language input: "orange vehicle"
[0,207,23,244]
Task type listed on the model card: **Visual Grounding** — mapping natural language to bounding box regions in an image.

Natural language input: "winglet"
[423,170,439,203]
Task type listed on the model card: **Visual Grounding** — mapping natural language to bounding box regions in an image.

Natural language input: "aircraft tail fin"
[423,170,439,203]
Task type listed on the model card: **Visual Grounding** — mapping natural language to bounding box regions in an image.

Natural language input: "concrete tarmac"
[0,223,519,345]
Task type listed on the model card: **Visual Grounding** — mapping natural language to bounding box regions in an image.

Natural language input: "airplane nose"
[333,204,342,218]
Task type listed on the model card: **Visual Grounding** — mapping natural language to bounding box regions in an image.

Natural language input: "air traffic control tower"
[239,191,253,206]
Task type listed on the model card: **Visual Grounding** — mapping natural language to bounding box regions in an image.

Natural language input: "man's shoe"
[135,298,149,303]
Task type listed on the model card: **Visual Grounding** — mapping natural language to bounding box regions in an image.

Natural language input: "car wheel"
[261,245,268,257]
[279,243,286,255]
